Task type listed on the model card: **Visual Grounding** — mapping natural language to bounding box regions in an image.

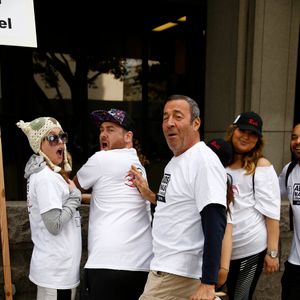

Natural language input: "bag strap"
[285,160,298,231]
[252,171,255,198]
[285,160,297,188]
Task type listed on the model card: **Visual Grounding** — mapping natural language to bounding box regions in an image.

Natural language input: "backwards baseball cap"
[90,108,135,132]
[16,117,71,173]
[233,111,263,136]
[207,138,233,167]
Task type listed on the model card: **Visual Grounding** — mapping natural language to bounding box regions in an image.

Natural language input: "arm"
[41,186,81,235]
[190,204,227,300]
[256,158,280,272]
[264,217,280,273]
[72,174,91,203]
[73,175,92,194]
[130,165,156,204]
[71,172,91,203]
[217,223,232,288]
[81,193,91,204]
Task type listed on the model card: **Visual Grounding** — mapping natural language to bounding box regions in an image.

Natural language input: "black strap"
[289,205,294,231]
[252,171,255,199]
[285,160,298,231]
[227,173,233,186]
[285,160,297,188]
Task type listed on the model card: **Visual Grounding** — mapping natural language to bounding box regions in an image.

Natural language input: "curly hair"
[225,125,264,175]
[134,139,150,167]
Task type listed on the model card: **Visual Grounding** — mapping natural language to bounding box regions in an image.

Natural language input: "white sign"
[0,0,37,47]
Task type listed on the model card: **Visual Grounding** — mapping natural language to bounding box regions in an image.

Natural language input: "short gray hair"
[165,94,200,121]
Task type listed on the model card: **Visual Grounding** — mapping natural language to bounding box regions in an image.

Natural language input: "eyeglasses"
[44,132,68,146]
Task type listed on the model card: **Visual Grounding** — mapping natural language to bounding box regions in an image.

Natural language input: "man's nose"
[100,131,107,137]
[167,116,175,127]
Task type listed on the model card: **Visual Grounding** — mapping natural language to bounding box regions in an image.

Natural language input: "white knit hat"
[16,117,72,173]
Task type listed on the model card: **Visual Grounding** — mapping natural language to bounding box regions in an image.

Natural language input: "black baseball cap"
[233,111,263,136]
[90,108,135,132]
[207,138,233,167]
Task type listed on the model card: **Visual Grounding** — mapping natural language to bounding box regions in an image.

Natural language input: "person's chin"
[294,152,300,158]
[53,160,63,167]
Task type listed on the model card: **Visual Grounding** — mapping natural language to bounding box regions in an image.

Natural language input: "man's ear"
[125,131,133,143]
[193,117,201,131]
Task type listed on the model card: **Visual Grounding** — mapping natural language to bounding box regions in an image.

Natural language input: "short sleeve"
[77,153,101,190]
[36,175,63,214]
[253,165,281,220]
[195,164,227,212]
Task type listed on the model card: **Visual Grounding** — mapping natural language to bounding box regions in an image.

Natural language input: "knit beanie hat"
[16,117,71,173]
[207,138,233,168]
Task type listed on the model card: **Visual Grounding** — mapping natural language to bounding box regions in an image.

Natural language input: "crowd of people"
[16,94,299,300]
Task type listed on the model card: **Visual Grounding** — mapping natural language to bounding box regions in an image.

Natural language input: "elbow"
[46,225,62,236]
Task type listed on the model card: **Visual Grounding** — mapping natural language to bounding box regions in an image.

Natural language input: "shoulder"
[100,148,135,157]
[34,167,61,185]
[196,141,220,161]
[283,161,299,178]
[256,157,271,167]
[38,166,55,177]
[279,162,291,175]
[86,151,105,162]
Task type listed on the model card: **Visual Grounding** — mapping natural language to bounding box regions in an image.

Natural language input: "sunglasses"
[44,132,68,146]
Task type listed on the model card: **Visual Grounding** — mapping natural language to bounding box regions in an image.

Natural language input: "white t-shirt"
[77,148,153,271]
[279,162,300,265]
[227,166,281,260]
[151,141,227,279]
[27,166,82,289]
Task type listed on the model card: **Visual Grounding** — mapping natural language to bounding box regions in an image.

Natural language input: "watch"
[267,250,278,258]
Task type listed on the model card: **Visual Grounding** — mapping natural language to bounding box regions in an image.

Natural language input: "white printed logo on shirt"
[157,173,171,203]
[292,183,300,205]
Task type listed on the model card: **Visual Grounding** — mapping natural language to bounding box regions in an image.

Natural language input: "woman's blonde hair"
[225,125,264,174]
[59,151,73,182]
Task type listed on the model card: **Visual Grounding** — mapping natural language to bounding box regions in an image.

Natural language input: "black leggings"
[57,289,72,300]
[281,261,300,300]
[83,268,148,300]
[226,249,266,300]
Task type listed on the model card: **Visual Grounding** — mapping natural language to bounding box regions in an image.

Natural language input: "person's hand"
[264,255,279,273]
[190,283,216,300]
[216,268,229,289]
[81,193,91,204]
[130,165,156,204]
[67,178,76,192]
